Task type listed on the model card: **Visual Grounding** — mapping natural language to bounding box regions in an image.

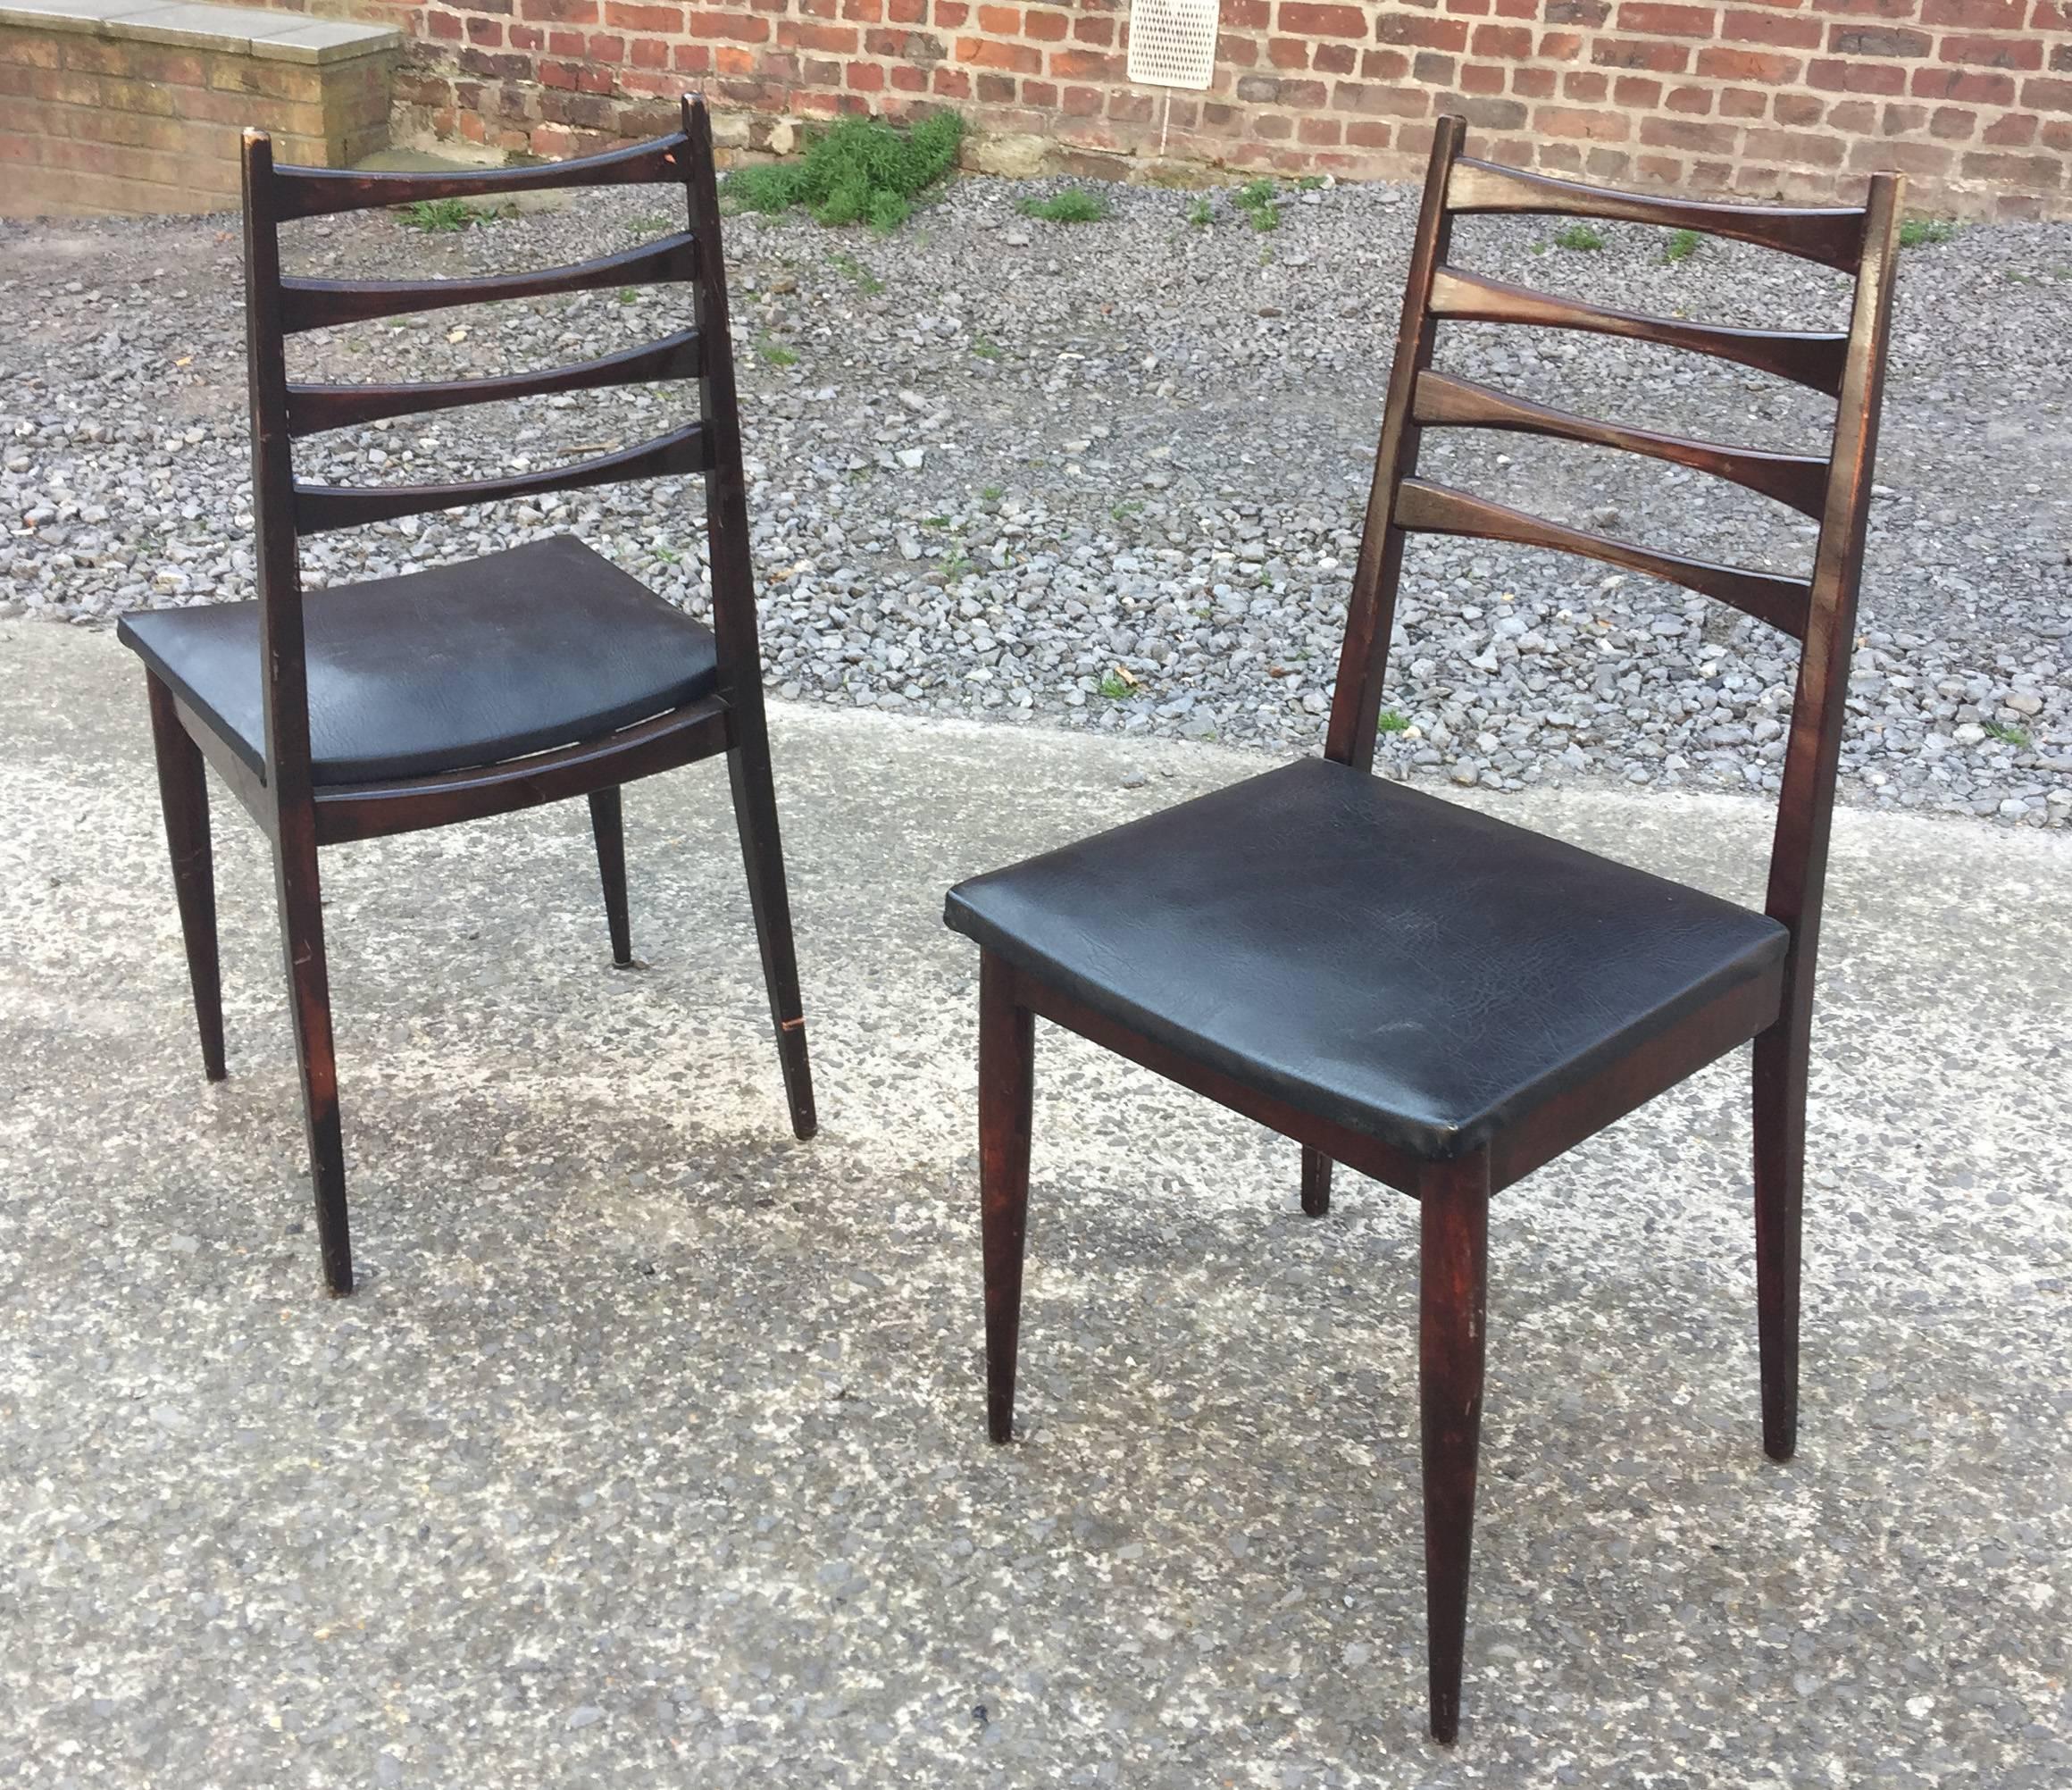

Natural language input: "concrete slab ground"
[2,619,2068,1788]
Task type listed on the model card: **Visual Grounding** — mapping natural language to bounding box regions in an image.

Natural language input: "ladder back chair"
[119,98,815,1298]
[945,118,1901,1741]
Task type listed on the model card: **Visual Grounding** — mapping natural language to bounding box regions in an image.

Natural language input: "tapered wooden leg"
[588,785,633,967]
[1419,1149,1490,1744]
[1752,1021,1806,1461]
[979,952,1034,1445]
[273,816,352,1296]
[1300,1145,1333,1217]
[726,740,816,1140]
[146,676,226,1082]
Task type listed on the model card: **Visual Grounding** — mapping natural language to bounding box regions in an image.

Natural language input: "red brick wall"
[376,0,2072,216]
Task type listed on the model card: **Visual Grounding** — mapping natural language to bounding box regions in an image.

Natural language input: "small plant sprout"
[756,335,798,367]
[1553,222,1605,252]
[1899,216,1958,248]
[627,212,675,237]
[1377,708,1410,733]
[829,252,886,295]
[972,338,1003,361]
[1664,228,1701,264]
[1983,720,2030,747]
[398,198,488,233]
[1018,188,1110,223]
[1235,179,1280,232]
[1098,670,1133,700]
[1186,197,1213,228]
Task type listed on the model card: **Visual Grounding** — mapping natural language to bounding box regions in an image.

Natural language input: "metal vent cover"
[1126,0,1216,91]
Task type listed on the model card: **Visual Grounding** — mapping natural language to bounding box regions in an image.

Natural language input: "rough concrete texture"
[2,619,2068,1788]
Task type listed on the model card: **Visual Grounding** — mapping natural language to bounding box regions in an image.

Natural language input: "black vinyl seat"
[118,535,719,787]
[945,757,1789,1161]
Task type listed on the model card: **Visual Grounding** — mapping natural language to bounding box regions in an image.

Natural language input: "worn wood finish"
[979,951,1035,1444]
[147,673,227,1083]
[286,329,701,436]
[1750,171,1904,1462]
[1395,479,1812,636]
[1300,1145,1333,1217]
[958,123,1903,1742]
[1418,1150,1490,1745]
[294,420,710,534]
[267,132,688,222]
[683,94,817,1143]
[1412,372,1830,519]
[589,785,633,967]
[279,232,698,334]
[1446,157,1867,271]
[129,112,816,1295]
[1326,113,1465,773]
[1426,268,1851,397]
[312,702,730,847]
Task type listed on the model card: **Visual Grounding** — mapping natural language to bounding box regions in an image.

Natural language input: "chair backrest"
[1328,117,1901,1007]
[238,97,755,806]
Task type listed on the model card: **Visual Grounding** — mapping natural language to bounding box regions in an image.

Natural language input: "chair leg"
[726,740,817,1140]
[146,676,226,1082]
[273,817,353,1296]
[1300,1144,1333,1217]
[1418,1149,1490,1744]
[588,785,633,967]
[979,952,1034,1445]
[1752,1021,1806,1461]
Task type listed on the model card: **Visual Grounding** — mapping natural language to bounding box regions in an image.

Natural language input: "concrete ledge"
[0,0,398,215]
[0,0,398,63]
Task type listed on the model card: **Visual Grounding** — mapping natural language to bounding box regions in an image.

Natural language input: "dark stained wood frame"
[971,118,1903,1743]
[139,96,816,1298]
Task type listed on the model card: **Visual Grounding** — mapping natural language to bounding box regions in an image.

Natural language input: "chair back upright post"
[678,95,766,725]
[1324,129,1904,1018]
[241,127,316,835]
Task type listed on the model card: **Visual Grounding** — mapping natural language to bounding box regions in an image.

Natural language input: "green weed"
[1018,188,1109,223]
[1098,670,1133,699]
[972,338,1003,360]
[724,110,964,231]
[1553,222,1605,252]
[1185,197,1212,228]
[1900,216,1958,248]
[757,335,798,366]
[397,197,491,233]
[829,251,886,295]
[1984,719,2030,747]
[1377,708,1409,733]
[1664,228,1700,264]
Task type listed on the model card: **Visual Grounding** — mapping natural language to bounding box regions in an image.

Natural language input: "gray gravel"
[2,174,2068,824]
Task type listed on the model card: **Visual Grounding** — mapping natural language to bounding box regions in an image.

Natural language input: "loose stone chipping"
[1,174,2067,824]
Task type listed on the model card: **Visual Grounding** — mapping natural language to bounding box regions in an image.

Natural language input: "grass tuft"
[397,197,493,233]
[1018,187,1109,223]
[1553,222,1605,252]
[1377,707,1409,733]
[1664,227,1701,264]
[724,110,964,232]
[1899,216,1958,248]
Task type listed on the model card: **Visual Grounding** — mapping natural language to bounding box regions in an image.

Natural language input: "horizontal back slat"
[1394,477,1811,636]
[293,420,710,534]
[1428,267,1850,397]
[278,231,698,335]
[1446,158,1867,272]
[285,328,703,437]
[265,134,689,222]
[1412,372,1830,518]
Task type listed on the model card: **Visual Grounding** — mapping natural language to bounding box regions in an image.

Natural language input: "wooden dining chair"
[118,97,815,1298]
[946,120,1901,1741]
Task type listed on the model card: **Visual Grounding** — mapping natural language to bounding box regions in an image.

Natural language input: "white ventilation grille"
[1126,0,1217,91]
